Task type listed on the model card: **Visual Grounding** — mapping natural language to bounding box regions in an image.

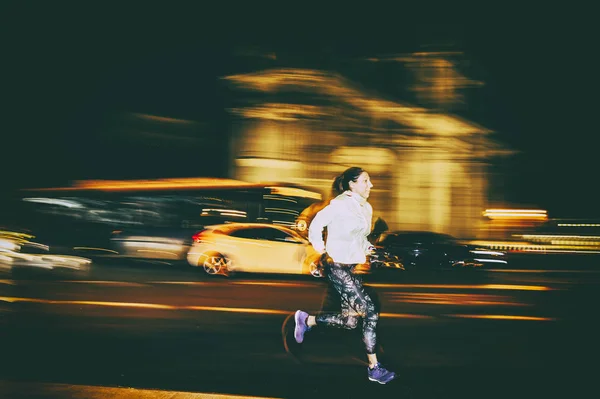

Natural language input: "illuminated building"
[224,54,513,238]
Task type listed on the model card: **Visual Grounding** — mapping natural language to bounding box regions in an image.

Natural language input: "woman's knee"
[343,316,360,330]
[366,310,379,324]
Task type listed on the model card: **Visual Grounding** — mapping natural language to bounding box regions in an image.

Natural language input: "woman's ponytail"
[332,174,345,196]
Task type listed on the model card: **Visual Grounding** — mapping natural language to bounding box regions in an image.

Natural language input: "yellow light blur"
[231,103,329,121]
[24,177,255,192]
[367,283,551,291]
[202,208,247,215]
[268,187,322,200]
[486,214,548,219]
[0,297,177,309]
[517,234,600,248]
[225,68,489,136]
[185,306,289,315]
[23,178,322,203]
[390,292,527,306]
[379,313,434,319]
[521,234,600,240]
[449,314,555,321]
[0,296,289,315]
[482,284,551,291]
[224,65,515,239]
[538,249,600,254]
[75,177,252,191]
[133,113,194,125]
[0,230,35,240]
[233,281,312,287]
[484,209,546,213]
[135,250,179,257]
[558,223,600,227]
[0,296,557,323]
[64,281,148,287]
[483,209,548,220]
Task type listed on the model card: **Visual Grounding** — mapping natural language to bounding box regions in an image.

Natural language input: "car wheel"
[200,253,230,276]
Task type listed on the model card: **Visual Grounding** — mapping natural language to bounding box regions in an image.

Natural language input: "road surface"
[1,253,599,398]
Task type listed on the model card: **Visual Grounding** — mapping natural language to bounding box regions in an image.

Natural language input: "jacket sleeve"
[308,202,337,254]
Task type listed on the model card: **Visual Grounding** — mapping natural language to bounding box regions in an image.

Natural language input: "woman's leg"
[295,264,395,383]
[316,263,378,354]
[347,271,379,355]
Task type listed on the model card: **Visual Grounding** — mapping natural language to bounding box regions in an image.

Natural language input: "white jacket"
[308,191,373,264]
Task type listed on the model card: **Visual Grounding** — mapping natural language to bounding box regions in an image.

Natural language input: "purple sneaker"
[294,310,310,343]
[367,363,396,384]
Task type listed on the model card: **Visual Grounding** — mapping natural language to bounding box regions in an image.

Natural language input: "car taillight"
[192,230,206,243]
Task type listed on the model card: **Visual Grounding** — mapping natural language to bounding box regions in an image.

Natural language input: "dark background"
[3,4,598,217]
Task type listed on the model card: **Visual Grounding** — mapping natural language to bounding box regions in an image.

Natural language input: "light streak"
[366,283,552,291]
[233,281,314,287]
[486,269,600,274]
[448,314,555,321]
[1,382,282,399]
[0,297,557,321]
[387,292,528,306]
[61,281,148,287]
[469,250,506,256]
[473,258,508,264]
[73,247,119,254]
[379,313,433,319]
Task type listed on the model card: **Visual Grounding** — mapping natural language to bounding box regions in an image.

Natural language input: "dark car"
[373,231,507,270]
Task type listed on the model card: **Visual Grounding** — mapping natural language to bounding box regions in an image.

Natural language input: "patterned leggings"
[315,262,379,354]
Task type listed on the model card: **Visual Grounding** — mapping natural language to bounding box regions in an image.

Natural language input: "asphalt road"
[1,254,599,398]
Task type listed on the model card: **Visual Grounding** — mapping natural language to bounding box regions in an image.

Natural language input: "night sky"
[4,4,598,218]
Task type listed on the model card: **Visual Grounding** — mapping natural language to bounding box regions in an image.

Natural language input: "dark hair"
[332,167,366,196]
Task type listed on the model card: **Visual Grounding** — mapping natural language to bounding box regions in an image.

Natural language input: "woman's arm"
[308,202,337,254]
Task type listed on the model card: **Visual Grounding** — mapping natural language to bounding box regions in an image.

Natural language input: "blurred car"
[187,223,323,277]
[109,227,199,262]
[373,231,507,270]
[0,228,92,274]
[108,211,250,263]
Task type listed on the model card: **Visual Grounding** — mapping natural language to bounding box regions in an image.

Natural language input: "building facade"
[224,67,511,238]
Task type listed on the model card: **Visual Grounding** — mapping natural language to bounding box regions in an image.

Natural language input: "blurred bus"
[1,178,322,261]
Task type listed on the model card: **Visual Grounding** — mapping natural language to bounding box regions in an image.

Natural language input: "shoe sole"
[294,310,304,344]
[368,375,396,384]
